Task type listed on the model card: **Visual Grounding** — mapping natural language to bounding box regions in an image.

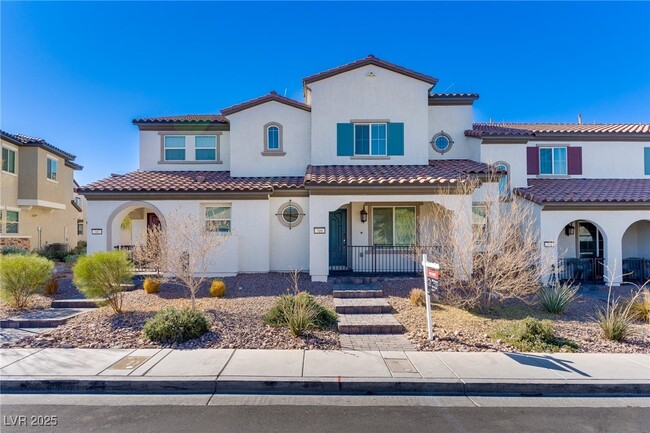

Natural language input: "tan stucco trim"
[349,119,391,124]
[270,190,310,198]
[480,138,531,144]
[159,132,223,164]
[350,156,391,161]
[16,199,66,210]
[263,122,284,155]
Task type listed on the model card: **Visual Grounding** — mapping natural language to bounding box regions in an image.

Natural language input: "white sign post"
[421,254,440,341]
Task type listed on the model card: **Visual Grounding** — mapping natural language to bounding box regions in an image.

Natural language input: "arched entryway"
[622,220,650,283]
[106,201,165,251]
[556,220,606,282]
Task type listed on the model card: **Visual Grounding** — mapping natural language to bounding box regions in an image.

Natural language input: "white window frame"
[204,204,232,233]
[46,156,58,182]
[163,135,187,161]
[194,135,217,161]
[354,123,387,156]
[472,203,488,242]
[539,146,567,175]
[2,145,17,175]
[371,206,416,246]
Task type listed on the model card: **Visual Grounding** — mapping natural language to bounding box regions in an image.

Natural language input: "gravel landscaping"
[381,278,650,353]
[1,273,339,350]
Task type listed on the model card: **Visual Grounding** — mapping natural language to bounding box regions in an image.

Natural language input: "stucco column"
[604,228,624,286]
[309,196,333,282]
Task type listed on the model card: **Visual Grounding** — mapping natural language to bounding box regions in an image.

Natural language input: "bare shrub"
[409,288,426,306]
[417,173,552,312]
[133,208,231,309]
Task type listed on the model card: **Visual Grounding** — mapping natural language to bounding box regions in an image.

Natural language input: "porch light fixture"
[564,224,575,236]
[360,208,368,223]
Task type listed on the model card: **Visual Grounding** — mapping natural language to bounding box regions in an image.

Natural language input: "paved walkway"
[1,349,648,395]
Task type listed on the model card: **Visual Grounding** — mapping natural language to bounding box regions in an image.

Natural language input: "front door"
[329,209,347,267]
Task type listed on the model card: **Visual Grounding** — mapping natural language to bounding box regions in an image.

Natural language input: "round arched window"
[431,132,454,154]
[277,202,304,228]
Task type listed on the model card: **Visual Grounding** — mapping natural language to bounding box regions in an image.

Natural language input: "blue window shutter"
[337,123,354,156]
[645,147,650,175]
[387,122,404,156]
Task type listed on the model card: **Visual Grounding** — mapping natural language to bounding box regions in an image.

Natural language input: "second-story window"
[2,147,16,174]
[195,136,217,161]
[539,147,567,175]
[47,157,57,181]
[354,123,387,156]
[164,136,186,161]
[267,126,279,150]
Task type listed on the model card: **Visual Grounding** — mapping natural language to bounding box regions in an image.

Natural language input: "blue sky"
[2,1,649,185]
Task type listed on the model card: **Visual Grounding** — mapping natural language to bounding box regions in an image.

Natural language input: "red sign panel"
[427,268,439,280]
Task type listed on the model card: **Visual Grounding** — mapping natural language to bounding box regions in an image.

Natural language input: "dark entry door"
[147,213,161,229]
[329,209,347,267]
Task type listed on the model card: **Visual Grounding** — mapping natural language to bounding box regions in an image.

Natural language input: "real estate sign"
[421,254,440,341]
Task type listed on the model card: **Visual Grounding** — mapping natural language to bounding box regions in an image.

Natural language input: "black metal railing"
[332,245,444,274]
[622,258,650,283]
[557,257,604,282]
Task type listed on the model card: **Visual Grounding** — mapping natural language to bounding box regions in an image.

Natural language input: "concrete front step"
[51,299,102,309]
[337,314,404,334]
[0,308,95,328]
[333,298,392,314]
[333,290,383,299]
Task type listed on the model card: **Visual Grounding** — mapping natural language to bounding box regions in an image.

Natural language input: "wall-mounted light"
[564,224,575,236]
[360,208,368,223]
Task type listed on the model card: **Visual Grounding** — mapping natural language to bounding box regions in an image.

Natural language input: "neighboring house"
[79,55,650,284]
[0,131,85,251]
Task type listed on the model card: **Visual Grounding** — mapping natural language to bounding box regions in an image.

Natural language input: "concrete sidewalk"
[1,349,648,396]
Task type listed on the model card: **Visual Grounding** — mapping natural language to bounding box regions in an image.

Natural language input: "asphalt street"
[1,394,649,433]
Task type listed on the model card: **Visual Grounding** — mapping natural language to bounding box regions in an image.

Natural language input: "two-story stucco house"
[0,131,86,251]
[79,56,650,285]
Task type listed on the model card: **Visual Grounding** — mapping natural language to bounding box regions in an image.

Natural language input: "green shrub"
[73,251,133,313]
[264,292,337,336]
[493,317,578,352]
[0,254,54,308]
[64,254,80,264]
[539,281,578,314]
[410,288,426,306]
[631,289,650,323]
[1,247,28,255]
[143,307,209,343]
[597,297,636,341]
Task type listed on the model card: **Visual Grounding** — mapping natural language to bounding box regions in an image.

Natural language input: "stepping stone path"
[0,299,102,344]
[334,283,414,351]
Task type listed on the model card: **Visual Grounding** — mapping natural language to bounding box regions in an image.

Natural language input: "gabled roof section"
[514,178,650,204]
[78,170,304,194]
[429,93,479,106]
[466,122,650,139]
[132,115,228,125]
[0,130,83,169]
[221,91,311,116]
[305,160,501,187]
[303,55,439,87]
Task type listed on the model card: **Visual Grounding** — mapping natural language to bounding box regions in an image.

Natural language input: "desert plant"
[132,209,231,309]
[539,281,579,314]
[630,288,650,323]
[64,254,80,264]
[209,279,226,297]
[142,307,209,343]
[0,254,54,308]
[595,264,638,341]
[417,173,553,312]
[409,288,426,306]
[143,277,161,294]
[493,317,578,352]
[264,292,337,336]
[43,277,59,296]
[72,251,133,313]
[1,247,28,255]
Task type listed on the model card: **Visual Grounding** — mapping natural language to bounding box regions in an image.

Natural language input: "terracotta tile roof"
[79,171,304,193]
[303,55,439,86]
[514,178,650,204]
[0,130,82,169]
[430,93,479,99]
[221,91,311,116]
[132,115,228,124]
[466,122,650,138]
[305,160,500,186]
[429,93,479,106]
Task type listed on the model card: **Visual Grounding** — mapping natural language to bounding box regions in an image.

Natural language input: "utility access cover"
[384,358,417,374]
[109,356,150,370]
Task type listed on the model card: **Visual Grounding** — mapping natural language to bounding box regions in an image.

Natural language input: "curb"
[2,376,649,396]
